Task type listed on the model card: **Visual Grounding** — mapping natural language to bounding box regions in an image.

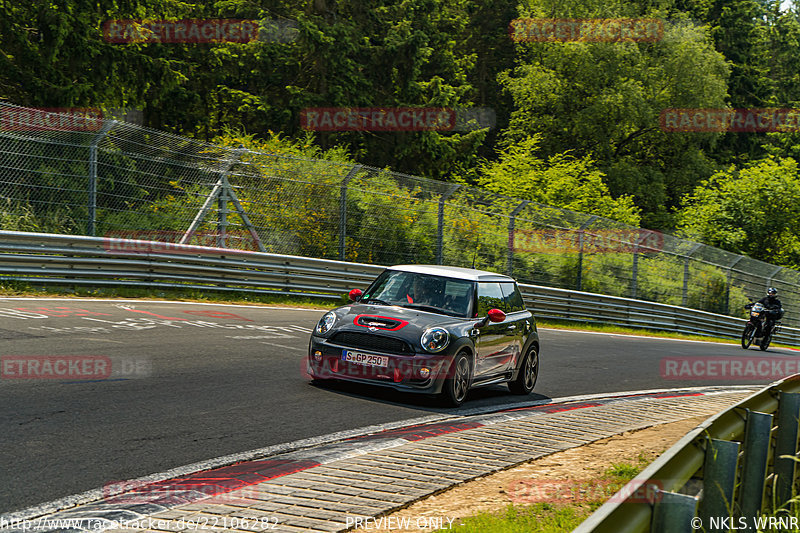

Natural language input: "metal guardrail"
[0,230,798,346]
[575,375,800,533]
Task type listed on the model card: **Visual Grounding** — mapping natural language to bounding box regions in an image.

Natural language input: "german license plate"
[342,350,389,367]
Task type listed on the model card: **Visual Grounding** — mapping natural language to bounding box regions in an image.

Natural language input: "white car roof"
[388,264,515,282]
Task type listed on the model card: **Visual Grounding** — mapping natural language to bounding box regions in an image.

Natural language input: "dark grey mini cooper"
[307,265,539,406]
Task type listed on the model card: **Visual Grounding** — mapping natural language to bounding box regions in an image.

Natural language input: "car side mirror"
[488,308,506,323]
[475,308,506,328]
[348,289,363,302]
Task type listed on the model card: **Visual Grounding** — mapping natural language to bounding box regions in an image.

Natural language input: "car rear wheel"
[440,352,471,407]
[509,346,538,395]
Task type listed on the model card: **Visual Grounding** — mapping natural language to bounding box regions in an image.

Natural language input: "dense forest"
[2,0,800,268]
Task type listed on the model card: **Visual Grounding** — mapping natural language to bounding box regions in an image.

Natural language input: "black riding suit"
[755,295,783,335]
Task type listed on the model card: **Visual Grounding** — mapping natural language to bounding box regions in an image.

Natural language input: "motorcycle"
[741,302,782,350]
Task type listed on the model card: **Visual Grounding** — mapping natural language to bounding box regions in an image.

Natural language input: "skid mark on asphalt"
[114,304,187,321]
[261,342,305,351]
[25,317,313,336]
[182,310,253,321]
[74,337,125,343]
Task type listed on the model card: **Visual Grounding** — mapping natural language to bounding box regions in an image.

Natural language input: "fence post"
[725,256,744,315]
[682,243,703,307]
[217,181,228,248]
[630,232,650,300]
[87,120,116,236]
[576,216,598,291]
[437,184,461,265]
[339,165,361,261]
[506,201,529,277]
[180,148,244,247]
[766,266,783,292]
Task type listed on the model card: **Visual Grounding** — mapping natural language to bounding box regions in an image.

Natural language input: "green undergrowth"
[436,458,649,533]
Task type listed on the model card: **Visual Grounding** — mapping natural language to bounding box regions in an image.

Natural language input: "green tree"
[474,136,641,225]
[0,0,190,108]
[498,3,729,228]
[676,156,800,267]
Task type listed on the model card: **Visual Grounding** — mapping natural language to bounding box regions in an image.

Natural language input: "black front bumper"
[307,335,450,394]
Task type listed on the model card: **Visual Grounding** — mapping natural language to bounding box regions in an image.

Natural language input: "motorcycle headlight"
[421,327,450,353]
[316,311,337,334]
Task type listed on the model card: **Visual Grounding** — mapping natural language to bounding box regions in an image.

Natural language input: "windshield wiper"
[402,303,458,316]
[363,298,392,306]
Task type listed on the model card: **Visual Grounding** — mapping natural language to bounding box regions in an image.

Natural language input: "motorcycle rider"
[745,288,784,336]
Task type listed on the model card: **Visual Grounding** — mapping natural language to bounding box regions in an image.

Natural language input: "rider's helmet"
[768,287,778,297]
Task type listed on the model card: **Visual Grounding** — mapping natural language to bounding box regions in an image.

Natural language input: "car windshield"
[361,270,474,318]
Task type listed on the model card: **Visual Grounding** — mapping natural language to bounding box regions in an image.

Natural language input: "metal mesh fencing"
[0,100,797,326]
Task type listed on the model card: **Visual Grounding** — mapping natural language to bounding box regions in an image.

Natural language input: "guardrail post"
[698,438,740,529]
[339,165,361,261]
[773,392,800,510]
[506,201,529,277]
[437,184,461,265]
[682,243,703,307]
[87,120,116,237]
[576,216,598,291]
[651,491,697,533]
[738,410,773,518]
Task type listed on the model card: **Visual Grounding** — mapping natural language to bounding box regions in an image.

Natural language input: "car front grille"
[329,331,413,355]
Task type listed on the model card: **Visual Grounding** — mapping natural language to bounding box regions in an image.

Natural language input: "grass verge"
[434,457,650,533]
[0,280,341,309]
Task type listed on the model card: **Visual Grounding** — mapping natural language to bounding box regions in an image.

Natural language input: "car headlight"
[316,311,337,334]
[421,327,450,353]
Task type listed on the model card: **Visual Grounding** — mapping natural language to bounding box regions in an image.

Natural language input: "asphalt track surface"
[1,298,795,514]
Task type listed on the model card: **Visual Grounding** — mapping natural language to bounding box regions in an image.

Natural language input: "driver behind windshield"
[406,276,441,307]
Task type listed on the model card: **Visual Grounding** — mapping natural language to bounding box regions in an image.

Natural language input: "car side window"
[501,283,525,313]
[476,282,507,316]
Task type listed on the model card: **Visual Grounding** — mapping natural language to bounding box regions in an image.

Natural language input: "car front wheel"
[440,352,471,407]
[509,345,538,395]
